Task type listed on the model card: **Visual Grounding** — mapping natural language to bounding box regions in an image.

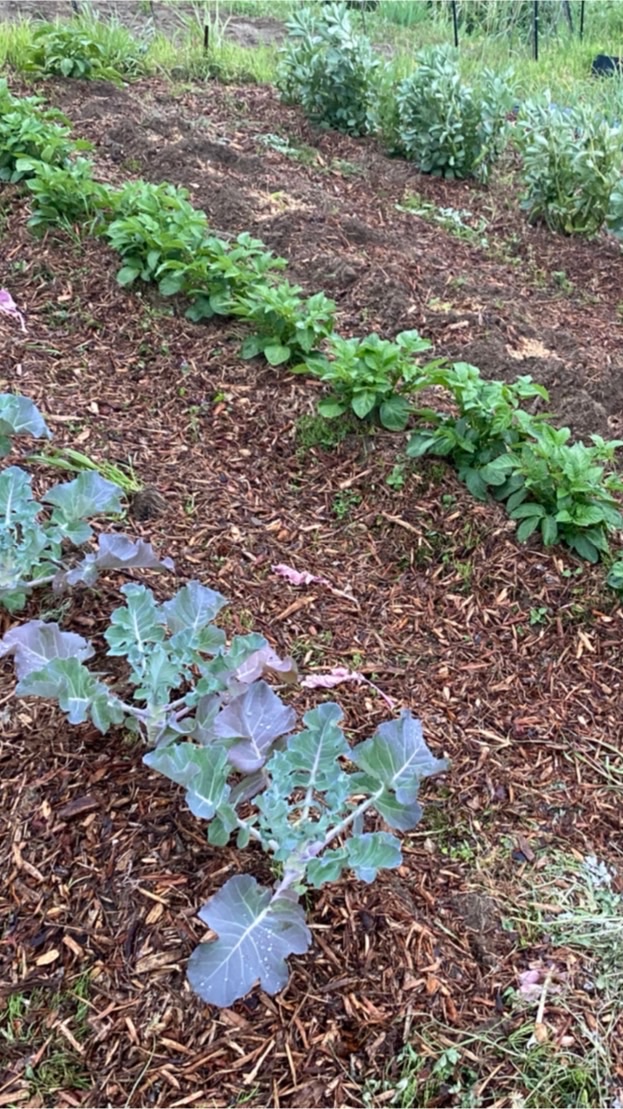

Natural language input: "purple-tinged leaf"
[272,563,330,587]
[213,681,296,772]
[0,620,94,680]
[235,644,298,686]
[0,289,26,333]
[518,964,564,1001]
[187,876,311,1007]
[300,666,354,690]
[65,533,175,586]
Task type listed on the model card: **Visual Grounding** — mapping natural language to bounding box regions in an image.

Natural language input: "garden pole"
[451,0,459,48]
[533,0,539,61]
[580,0,585,40]
[204,21,210,52]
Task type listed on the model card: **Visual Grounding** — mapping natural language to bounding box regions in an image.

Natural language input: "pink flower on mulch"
[301,665,396,709]
[272,563,330,588]
[518,964,565,1001]
[0,288,26,332]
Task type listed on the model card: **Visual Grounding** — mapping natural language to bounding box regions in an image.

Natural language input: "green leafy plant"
[513,99,623,236]
[277,3,382,136]
[157,232,287,322]
[313,330,441,430]
[397,193,489,247]
[496,426,623,561]
[24,18,145,82]
[406,365,623,565]
[407,362,548,498]
[0,80,86,183]
[0,394,172,611]
[21,158,111,233]
[236,283,336,366]
[394,46,513,181]
[105,181,210,287]
[1,585,447,1007]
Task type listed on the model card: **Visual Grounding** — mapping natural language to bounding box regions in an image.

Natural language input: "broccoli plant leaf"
[187,875,311,1007]
[272,702,348,792]
[43,472,124,543]
[160,580,227,656]
[346,831,402,883]
[0,619,94,680]
[161,580,227,635]
[213,681,297,772]
[144,742,231,820]
[104,583,165,670]
[234,643,298,686]
[65,533,175,586]
[352,710,448,830]
[353,710,448,801]
[0,394,50,455]
[16,657,123,730]
[306,847,349,888]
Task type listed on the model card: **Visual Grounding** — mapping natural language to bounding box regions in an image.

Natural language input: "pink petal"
[272,563,328,587]
[0,288,26,333]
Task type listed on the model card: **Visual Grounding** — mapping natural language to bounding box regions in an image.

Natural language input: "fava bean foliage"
[278,2,381,136]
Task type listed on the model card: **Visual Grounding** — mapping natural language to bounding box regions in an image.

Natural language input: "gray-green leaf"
[187,876,311,1007]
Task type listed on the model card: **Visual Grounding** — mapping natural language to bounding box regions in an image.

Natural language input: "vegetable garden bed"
[1,71,623,1108]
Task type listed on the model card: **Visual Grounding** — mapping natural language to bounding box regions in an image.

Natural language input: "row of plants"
[2,75,623,1010]
[3,77,623,589]
[6,4,623,237]
[278,4,623,237]
[0,396,448,1008]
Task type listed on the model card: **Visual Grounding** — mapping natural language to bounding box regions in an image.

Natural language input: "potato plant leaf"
[187,876,311,1007]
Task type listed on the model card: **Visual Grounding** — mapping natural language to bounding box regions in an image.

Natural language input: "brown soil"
[1,73,623,1108]
[0,1,285,48]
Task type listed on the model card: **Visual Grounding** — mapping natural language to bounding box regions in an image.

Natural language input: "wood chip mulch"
[0,72,622,1108]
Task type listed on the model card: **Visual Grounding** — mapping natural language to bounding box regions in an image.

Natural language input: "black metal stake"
[533,0,539,62]
[580,0,585,40]
[204,21,210,52]
[451,0,459,48]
